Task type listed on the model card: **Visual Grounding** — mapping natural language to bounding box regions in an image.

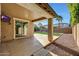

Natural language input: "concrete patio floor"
[1,34,79,56]
[0,34,60,56]
[34,33,59,46]
[45,34,79,56]
[0,37,43,56]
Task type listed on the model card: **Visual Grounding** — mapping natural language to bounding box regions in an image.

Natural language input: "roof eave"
[36,3,58,18]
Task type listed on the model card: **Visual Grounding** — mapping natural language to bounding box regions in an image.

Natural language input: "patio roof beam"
[32,17,47,22]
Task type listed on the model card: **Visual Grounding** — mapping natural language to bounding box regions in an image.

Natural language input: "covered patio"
[0,3,58,56]
[1,3,57,42]
[1,3,79,56]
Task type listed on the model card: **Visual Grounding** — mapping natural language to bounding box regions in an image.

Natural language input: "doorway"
[14,18,28,39]
[15,20,28,37]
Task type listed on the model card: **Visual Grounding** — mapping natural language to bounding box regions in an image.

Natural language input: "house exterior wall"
[27,21,34,38]
[1,17,15,42]
[1,17,34,42]
[0,3,1,42]
[1,4,34,42]
[0,18,1,42]
[72,23,79,47]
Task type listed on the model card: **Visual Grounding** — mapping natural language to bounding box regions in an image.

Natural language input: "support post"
[48,18,53,42]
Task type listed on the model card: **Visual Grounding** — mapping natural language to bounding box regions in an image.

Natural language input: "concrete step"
[32,48,53,56]
[46,43,79,56]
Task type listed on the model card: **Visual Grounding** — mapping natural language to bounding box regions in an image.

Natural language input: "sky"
[34,3,70,25]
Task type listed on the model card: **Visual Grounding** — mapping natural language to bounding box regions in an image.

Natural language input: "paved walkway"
[46,34,79,56]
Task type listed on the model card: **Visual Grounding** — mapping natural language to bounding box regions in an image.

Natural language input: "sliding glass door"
[15,20,28,38]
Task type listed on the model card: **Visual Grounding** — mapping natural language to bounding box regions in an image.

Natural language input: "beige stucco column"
[27,21,34,38]
[48,18,53,42]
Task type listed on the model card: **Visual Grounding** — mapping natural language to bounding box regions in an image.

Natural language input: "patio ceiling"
[1,3,33,20]
[36,3,57,17]
[1,3,57,21]
[17,3,57,21]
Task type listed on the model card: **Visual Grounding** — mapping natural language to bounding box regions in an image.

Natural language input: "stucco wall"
[27,21,34,38]
[1,17,15,42]
[72,23,79,47]
[77,23,79,47]
[1,16,34,42]
[72,25,77,42]
[0,18,1,42]
[1,18,34,42]
[1,3,34,42]
[0,4,1,42]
